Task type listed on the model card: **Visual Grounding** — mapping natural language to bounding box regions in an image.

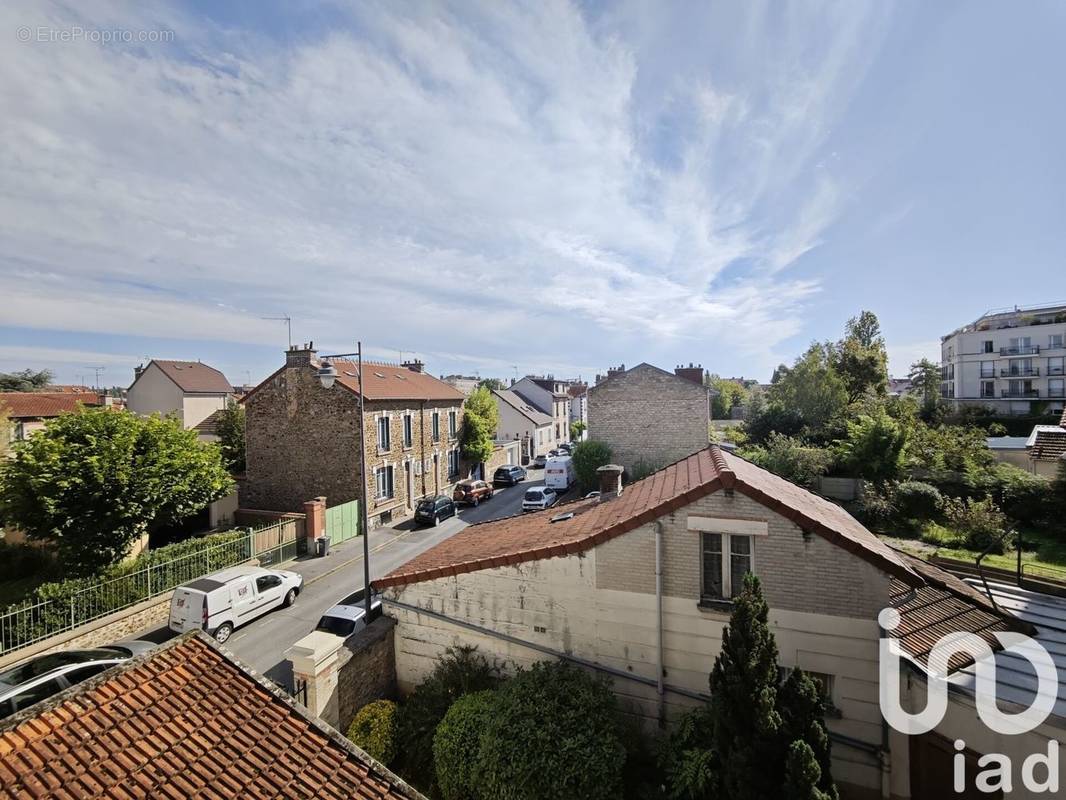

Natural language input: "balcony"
[1050,388,1066,398]
[1000,345,1040,356]
[1001,389,1040,398]
[1049,366,1065,376]
[1000,367,1040,377]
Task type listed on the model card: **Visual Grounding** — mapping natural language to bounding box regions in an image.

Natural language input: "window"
[981,380,995,398]
[432,412,440,442]
[377,416,391,451]
[701,533,753,601]
[980,361,994,378]
[448,449,460,478]
[1049,358,1065,376]
[403,414,413,448]
[255,575,282,592]
[448,410,457,438]
[1050,379,1065,398]
[10,678,64,714]
[1050,334,1064,350]
[375,465,395,499]
[983,340,994,354]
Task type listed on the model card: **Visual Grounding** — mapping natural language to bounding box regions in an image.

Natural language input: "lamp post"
[318,342,373,621]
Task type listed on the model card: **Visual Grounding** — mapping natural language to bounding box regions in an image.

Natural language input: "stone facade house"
[241,345,465,526]
[511,375,571,446]
[126,358,234,438]
[587,361,710,472]
[374,445,1054,800]
[493,388,553,463]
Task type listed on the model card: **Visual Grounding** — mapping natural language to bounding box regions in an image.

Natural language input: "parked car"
[453,479,494,506]
[0,640,156,720]
[168,565,303,644]
[315,588,382,638]
[493,465,527,486]
[544,455,575,493]
[585,491,601,499]
[532,454,548,468]
[559,442,574,454]
[522,486,558,512]
[415,495,457,526]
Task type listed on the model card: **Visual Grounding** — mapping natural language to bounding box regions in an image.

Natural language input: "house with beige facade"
[126,359,234,438]
[493,388,553,463]
[241,344,465,527]
[374,445,1060,800]
[511,375,571,446]
[587,361,710,473]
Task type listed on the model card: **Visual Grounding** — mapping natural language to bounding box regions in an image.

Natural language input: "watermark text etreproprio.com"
[16,25,174,45]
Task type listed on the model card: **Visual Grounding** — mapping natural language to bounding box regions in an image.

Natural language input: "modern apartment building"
[940,303,1066,415]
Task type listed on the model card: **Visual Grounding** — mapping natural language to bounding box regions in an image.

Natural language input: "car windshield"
[0,649,125,686]
[524,490,542,500]
[315,616,358,638]
[416,500,435,511]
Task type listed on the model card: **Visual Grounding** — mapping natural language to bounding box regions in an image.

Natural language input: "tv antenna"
[262,315,292,348]
[92,366,105,389]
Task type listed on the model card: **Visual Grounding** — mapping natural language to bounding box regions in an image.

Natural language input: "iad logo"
[878,607,1061,794]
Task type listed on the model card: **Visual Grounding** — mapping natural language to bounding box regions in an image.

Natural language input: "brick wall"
[587,364,709,474]
[334,617,397,732]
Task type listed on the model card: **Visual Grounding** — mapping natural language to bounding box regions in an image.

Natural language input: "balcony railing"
[1000,345,1040,356]
[1049,366,1065,376]
[1049,388,1066,398]
[1000,367,1040,377]
[1001,389,1040,398]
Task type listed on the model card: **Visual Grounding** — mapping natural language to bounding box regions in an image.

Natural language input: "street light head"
[317,359,337,390]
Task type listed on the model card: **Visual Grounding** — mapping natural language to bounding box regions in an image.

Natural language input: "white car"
[315,588,383,638]
[169,565,303,643]
[522,486,558,512]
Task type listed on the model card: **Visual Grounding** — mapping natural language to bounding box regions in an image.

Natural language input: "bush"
[987,422,1008,437]
[942,497,1013,553]
[433,690,498,800]
[894,481,942,521]
[972,464,1051,527]
[740,433,832,489]
[627,458,661,484]
[572,440,613,493]
[854,483,898,530]
[833,411,906,482]
[394,646,501,793]
[659,705,717,800]
[347,700,397,765]
[476,661,627,800]
[0,540,57,583]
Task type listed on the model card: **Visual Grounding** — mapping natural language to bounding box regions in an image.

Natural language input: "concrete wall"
[588,364,709,473]
[127,364,183,421]
[182,394,229,429]
[209,490,239,528]
[494,398,552,459]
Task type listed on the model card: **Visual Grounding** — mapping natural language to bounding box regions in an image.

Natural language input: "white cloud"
[0,0,893,376]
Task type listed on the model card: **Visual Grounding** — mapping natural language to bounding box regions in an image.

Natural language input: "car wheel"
[473,495,479,507]
[214,622,234,644]
[283,588,296,608]
[433,514,440,527]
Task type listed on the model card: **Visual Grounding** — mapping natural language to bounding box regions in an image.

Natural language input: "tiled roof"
[1027,424,1066,460]
[494,389,551,426]
[0,392,102,419]
[330,361,465,402]
[148,360,234,394]
[375,445,920,590]
[0,635,422,800]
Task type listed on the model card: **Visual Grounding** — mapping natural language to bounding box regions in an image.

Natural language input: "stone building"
[374,446,1055,800]
[587,362,710,473]
[241,344,465,526]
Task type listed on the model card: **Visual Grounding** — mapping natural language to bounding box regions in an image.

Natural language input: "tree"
[778,668,837,800]
[0,408,233,575]
[908,358,941,412]
[214,404,246,473]
[476,377,505,392]
[768,343,848,439]
[434,690,498,800]
[783,741,833,800]
[571,440,612,492]
[0,368,53,392]
[740,433,832,489]
[833,312,888,402]
[0,403,10,460]
[834,411,907,482]
[570,420,586,440]
[460,386,498,465]
[707,375,749,420]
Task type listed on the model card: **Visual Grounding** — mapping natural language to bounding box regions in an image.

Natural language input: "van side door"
[254,573,286,612]
[230,579,258,623]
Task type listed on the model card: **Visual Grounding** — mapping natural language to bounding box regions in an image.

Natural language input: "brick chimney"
[286,342,317,368]
[597,464,624,498]
[675,362,705,385]
[402,359,425,374]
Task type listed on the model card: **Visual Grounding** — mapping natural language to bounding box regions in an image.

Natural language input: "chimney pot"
[597,464,624,498]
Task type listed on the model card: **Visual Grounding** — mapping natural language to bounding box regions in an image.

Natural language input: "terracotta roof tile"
[144,360,233,394]
[0,392,103,419]
[0,636,422,800]
[1029,425,1066,460]
[327,361,465,403]
[374,445,919,590]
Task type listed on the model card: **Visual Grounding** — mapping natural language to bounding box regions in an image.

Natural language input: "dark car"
[453,479,494,506]
[415,495,457,527]
[493,465,527,486]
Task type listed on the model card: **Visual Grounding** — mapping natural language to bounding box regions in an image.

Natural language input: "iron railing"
[1000,345,1040,356]
[1000,367,1039,377]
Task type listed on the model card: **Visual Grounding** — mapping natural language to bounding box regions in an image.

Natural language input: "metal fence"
[0,518,300,657]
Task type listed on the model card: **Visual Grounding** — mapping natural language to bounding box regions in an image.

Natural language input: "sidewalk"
[283,523,424,587]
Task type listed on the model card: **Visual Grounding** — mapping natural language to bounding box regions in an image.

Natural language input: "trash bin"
[317,536,331,557]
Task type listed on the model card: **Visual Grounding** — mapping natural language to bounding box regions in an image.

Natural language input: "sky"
[2,1,1064,389]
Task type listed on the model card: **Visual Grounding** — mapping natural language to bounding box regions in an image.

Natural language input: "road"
[137,469,565,688]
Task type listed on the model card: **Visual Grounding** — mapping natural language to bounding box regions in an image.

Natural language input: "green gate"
[325,499,360,544]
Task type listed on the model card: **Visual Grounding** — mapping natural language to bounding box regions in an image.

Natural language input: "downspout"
[878,618,892,800]
[655,520,666,729]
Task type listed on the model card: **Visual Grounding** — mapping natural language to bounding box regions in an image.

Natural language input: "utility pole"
[357,341,371,620]
[92,366,104,389]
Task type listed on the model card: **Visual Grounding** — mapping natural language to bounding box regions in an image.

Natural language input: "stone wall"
[587,364,709,473]
[335,617,397,732]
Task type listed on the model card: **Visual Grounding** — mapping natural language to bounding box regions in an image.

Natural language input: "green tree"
[833,311,888,402]
[346,700,398,765]
[460,386,499,465]
[214,404,246,472]
[434,690,498,800]
[768,343,848,439]
[477,377,505,392]
[570,420,586,440]
[834,411,907,482]
[778,668,837,800]
[0,408,233,575]
[571,440,612,492]
[782,741,833,800]
[908,358,941,412]
[740,433,832,489]
[707,375,749,420]
[0,368,54,392]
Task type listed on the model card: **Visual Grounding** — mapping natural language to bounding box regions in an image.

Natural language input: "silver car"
[0,640,156,719]
[315,588,382,638]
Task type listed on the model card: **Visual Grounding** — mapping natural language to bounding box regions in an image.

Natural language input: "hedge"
[347,700,398,765]
[433,690,498,799]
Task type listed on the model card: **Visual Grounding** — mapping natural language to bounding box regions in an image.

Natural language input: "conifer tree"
[782,741,832,800]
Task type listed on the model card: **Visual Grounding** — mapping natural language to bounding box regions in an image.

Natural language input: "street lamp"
[317,343,372,622]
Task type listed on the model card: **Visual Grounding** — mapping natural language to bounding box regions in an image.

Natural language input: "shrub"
[740,433,832,489]
[572,440,613,493]
[433,690,498,800]
[627,458,661,484]
[894,481,942,521]
[942,497,1013,553]
[659,705,717,800]
[987,422,1008,437]
[347,700,397,765]
[833,411,906,482]
[972,464,1051,527]
[476,661,627,800]
[394,646,501,793]
[854,483,898,530]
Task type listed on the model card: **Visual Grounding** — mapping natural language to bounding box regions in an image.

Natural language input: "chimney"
[134,363,145,380]
[675,362,705,385]
[402,359,425,374]
[286,342,317,368]
[597,464,624,498]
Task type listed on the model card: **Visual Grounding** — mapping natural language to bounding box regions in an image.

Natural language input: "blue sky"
[2,1,1063,388]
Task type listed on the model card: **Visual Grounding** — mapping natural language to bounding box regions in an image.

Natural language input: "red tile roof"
[374,445,920,590]
[0,635,422,800]
[146,360,233,394]
[1028,425,1066,460]
[329,360,465,402]
[0,392,102,419]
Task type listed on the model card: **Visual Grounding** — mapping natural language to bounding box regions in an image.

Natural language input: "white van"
[543,455,575,492]
[169,565,303,644]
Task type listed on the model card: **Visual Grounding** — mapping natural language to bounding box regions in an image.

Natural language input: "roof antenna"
[262,315,292,348]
